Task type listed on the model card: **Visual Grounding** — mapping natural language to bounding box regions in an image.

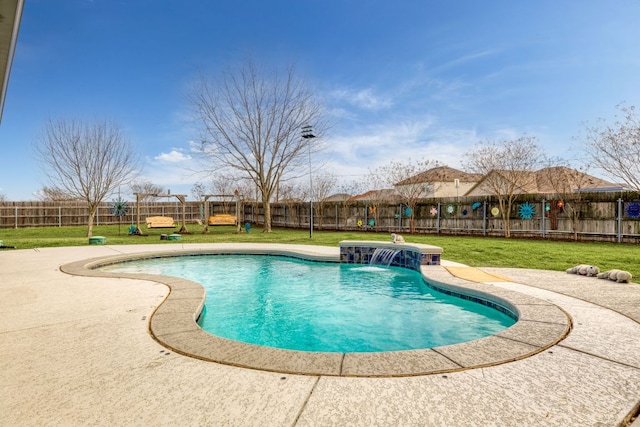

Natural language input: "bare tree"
[336,180,362,229]
[36,186,78,201]
[233,177,257,226]
[193,175,242,215]
[463,136,541,238]
[211,174,239,214]
[191,182,208,201]
[0,192,6,202]
[34,118,141,237]
[189,60,326,232]
[312,173,337,229]
[129,180,164,221]
[380,159,441,233]
[539,160,606,241]
[358,169,391,229]
[131,180,164,200]
[279,181,306,226]
[313,173,337,202]
[584,104,640,190]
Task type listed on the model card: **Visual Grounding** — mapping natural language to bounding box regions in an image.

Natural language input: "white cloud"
[131,145,212,199]
[319,117,478,183]
[154,149,193,163]
[330,87,392,111]
[430,49,500,75]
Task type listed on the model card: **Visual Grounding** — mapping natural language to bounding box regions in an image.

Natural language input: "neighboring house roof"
[322,193,352,202]
[394,166,482,186]
[349,189,401,202]
[465,167,621,196]
[534,166,622,193]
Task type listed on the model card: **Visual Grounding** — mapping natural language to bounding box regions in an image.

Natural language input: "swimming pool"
[61,243,570,376]
[101,254,515,352]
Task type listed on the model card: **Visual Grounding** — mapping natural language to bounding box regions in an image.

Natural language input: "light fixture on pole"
[302,125,316,238]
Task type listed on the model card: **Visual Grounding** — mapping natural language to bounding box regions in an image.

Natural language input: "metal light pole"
[302,125,316,238]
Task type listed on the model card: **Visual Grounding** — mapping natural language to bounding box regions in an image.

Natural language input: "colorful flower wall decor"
[625,202,640,218]
[518,201,536,220]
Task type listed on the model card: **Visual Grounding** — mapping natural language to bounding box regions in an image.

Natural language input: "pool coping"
[60,244,571,377]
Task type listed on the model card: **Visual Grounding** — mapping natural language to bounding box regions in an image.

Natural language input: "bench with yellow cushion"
[208,214,237,226]
[145,216,176,228]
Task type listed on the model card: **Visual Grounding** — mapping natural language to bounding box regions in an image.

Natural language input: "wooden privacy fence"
[247,192,640,244]
[2,192,640,243]
[0,201,235,229]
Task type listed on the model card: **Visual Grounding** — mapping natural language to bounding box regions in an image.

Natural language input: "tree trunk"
[408,203,417,233]
[86,207,97,237]
[262,195,272,233]
[499,199,511,238]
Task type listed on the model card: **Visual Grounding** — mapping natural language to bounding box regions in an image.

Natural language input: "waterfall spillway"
[370,248,400,266]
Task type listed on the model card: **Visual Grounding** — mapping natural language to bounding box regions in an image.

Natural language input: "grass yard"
[0,224,637,279]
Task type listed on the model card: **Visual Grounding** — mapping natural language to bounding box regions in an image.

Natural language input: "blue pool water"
[102,255,515,352]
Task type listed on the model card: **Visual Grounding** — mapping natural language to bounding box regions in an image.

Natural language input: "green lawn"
[0,225,637,278]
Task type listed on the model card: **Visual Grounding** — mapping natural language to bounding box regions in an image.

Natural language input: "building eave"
[0,0,24,124]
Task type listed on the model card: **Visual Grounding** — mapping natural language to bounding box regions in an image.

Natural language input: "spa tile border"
[60,245,571,377]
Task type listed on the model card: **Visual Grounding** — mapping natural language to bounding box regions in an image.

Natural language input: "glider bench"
[146,216,176,228]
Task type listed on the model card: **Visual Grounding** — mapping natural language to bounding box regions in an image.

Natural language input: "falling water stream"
[369,248,400,266]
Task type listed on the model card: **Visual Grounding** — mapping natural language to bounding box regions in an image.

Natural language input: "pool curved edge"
[60,244,571,378]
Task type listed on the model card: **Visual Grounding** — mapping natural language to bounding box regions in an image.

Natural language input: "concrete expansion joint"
[291,376,321,426]
[556,344,640,371]
[430,348,465,370]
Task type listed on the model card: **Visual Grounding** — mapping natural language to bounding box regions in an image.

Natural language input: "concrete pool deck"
[1,243,640,426]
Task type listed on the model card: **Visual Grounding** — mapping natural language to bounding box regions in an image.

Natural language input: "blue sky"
[2,0,640,200]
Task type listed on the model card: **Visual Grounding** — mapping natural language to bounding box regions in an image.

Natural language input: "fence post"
[436,203,441,233]
[14,206,18,229]
[59,206,62,227]
[541,199,546,238]
[617,198,623,243]
[482,201,487,236]
[365,204,368,229]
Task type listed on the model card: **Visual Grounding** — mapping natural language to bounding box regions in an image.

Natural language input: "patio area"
[1,243,639,426]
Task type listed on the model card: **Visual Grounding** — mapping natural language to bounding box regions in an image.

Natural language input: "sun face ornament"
[625,202,640,219]
[518,202,536,220]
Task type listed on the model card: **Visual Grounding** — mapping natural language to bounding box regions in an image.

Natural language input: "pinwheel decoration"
[110,198,129,218]
[110,197,129,234]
